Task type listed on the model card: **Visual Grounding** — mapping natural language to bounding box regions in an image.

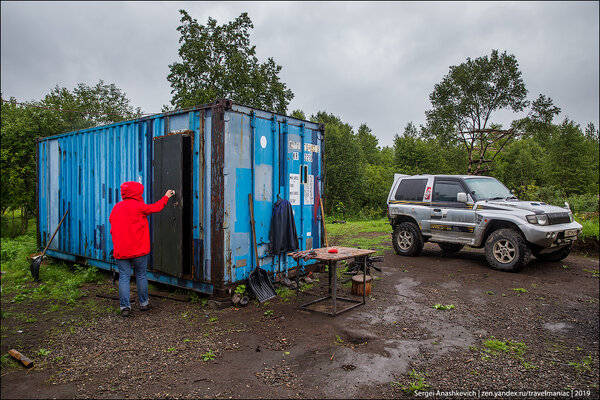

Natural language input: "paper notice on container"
[304,174,314,205]
[289,173,300,205]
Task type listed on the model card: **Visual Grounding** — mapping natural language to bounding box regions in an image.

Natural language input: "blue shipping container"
[37,99,325,296]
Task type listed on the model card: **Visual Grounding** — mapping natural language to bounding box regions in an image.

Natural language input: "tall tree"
[425,50,529,175]
[357,123,381,165]
[1,82,139,232]
[167,10,294,114]
[42,80,141,130]
[311,112,364,216]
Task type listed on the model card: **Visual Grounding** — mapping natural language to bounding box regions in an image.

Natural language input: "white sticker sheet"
[304,174,314,205]
[289,173,300,205]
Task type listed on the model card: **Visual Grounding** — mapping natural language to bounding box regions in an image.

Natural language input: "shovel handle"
[248,194,259,269]
[41,209,69,257]
[320,196,329,247]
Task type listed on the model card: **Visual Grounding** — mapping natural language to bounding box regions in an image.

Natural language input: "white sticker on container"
[304,174,314,205]
[289,173,300,205]
[307,232,311,237]
[289,141,301,151]
[292,152,299,160]
[304,152,313,162]
[260,136,267,148]
[304,143,320,153]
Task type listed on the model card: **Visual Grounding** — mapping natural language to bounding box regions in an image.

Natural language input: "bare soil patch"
[2,242,598,399]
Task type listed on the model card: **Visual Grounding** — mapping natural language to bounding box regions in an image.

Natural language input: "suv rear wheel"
[484,229,531,272]
[392,222,424,257]
[534,245,572,262]
[438,243,464,253]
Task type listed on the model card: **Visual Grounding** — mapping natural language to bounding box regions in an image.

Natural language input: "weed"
[276,286,293,303]
[299,282,314,293]
[531,283,537,288]
[208,317,218,323]
[188,291,202,303]
[184,338,191,343]
[432,303,455,310]
[202,350,216,361]
[569,355,593,373]
[234,284,246,295]
[480,337,535,368]
[512,288,528,293]
[583,268,599,278]
[335,334,344,344]
[167,347,175,352]
[37,348,51,357]
[391,369,430,394]
[264,309,274,317]
[485,291,494,295]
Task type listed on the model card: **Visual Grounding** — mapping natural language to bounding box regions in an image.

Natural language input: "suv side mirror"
[457,192,468,203]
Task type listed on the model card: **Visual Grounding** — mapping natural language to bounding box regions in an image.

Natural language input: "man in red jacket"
[109,181,174,317]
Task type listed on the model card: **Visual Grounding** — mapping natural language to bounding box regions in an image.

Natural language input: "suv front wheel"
[392,222,424,257]
[484,229,531,272]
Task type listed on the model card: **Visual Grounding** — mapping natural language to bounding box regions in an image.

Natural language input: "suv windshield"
[464,177,514,201]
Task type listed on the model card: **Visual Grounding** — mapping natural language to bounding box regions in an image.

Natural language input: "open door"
[152,134,192,277]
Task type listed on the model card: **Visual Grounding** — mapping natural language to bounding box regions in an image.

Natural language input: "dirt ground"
[2,243,599,399]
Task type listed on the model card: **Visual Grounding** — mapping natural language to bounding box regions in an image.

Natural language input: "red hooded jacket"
[109,181,169,259]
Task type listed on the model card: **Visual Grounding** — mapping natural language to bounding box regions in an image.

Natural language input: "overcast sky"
[2,1,598,146]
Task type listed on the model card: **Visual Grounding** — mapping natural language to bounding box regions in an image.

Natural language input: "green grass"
[569,355,593,373]
[575,213,599,241]
[391,369,430,394]
[1,219,106,304]
[326,218,390,237]
[326,218,391,255]
[480,337,537,369]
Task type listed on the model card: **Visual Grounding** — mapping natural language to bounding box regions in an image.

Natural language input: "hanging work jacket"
[269,198,299,254]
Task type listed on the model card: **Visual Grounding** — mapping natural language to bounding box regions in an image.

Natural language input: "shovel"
[247,194,276,303]
[30,209,68,282]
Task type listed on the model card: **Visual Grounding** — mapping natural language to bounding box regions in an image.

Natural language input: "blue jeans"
[117,255,149,310]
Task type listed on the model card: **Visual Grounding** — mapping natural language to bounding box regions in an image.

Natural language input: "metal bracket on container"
[271,115,277,133]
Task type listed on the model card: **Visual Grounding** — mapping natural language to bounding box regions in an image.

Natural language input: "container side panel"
[226,112,252,283]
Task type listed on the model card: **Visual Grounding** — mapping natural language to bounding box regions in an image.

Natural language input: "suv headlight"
[526,214,548,225]
[569,212,574,223]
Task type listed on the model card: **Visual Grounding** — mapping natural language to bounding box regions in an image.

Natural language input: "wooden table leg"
[332,261,337,315]
[362,256,367,304]
[296,259,300,298]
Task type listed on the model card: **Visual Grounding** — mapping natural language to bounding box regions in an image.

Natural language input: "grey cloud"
[2,1,597,147]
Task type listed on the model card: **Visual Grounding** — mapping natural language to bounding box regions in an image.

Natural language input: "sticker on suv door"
[424,187,432,200]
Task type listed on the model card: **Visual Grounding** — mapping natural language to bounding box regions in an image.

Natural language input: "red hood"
[120,181,144,201]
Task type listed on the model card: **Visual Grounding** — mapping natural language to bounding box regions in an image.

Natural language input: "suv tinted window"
[395,179,427,201]
[433,181,463,202]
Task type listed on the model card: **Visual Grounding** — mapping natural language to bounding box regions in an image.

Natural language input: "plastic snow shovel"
[30,209,68,282]
[247,194,276,303]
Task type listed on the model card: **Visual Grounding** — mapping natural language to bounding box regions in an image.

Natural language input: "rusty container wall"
[37,100,325,295]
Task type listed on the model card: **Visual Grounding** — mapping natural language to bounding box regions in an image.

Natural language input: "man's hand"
[165,189,175,198]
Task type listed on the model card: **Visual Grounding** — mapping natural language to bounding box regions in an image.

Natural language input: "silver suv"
[387,174,582,271]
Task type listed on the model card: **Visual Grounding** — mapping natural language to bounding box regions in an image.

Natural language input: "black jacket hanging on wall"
[269,198,299,254]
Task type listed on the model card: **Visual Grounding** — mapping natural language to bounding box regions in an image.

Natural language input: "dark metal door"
[152,134,192,277]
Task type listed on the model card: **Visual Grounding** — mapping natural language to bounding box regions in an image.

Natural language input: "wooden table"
[293,247,376,316]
